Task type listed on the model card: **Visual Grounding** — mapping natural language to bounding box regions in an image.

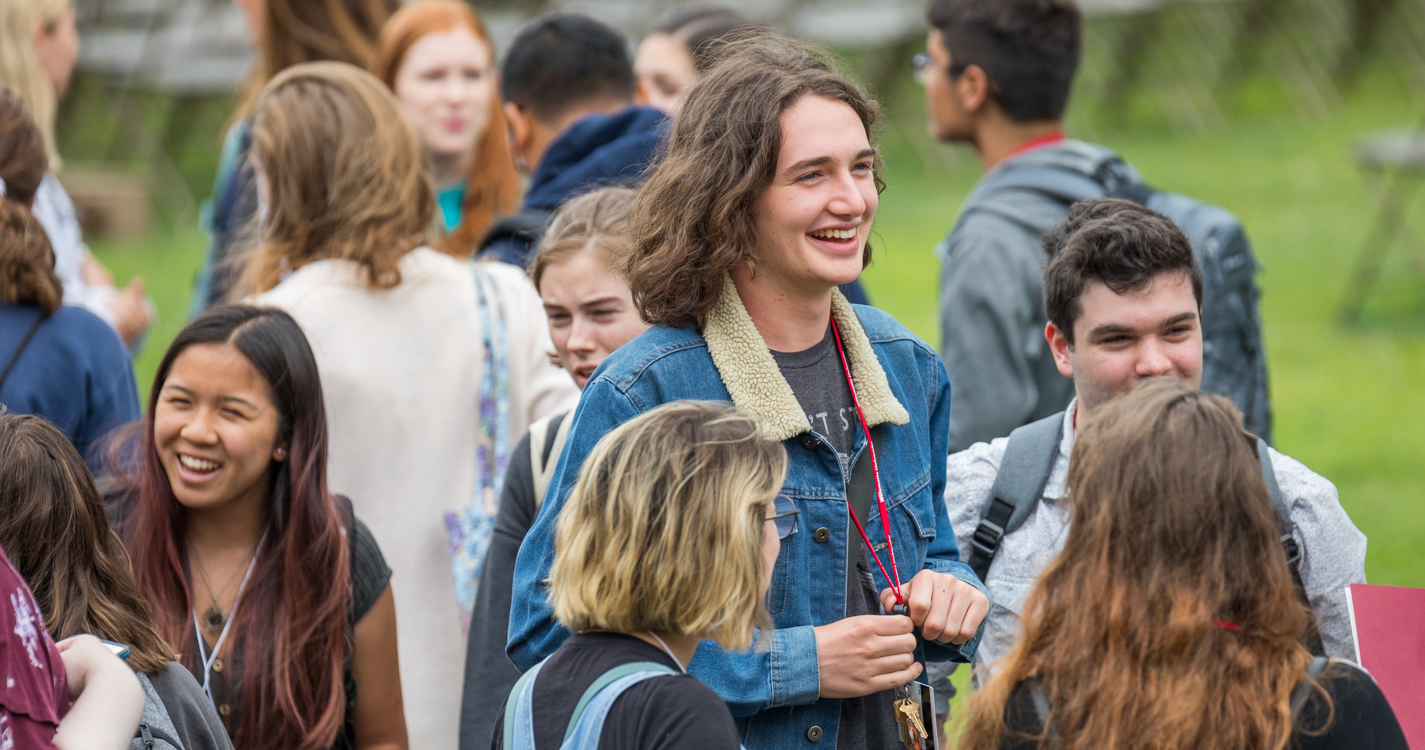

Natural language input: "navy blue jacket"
[0,304,139,466]
[478,106,668,268]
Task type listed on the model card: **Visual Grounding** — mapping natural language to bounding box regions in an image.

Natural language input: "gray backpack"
[967,412,1323,656]
[133,672,183,750]
[969,150,1273,444]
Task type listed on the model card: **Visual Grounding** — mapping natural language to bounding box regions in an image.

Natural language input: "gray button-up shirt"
[945,403,1367,686]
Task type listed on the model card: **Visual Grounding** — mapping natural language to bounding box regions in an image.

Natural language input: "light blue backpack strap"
[561,662,678,747]
[503,660,544,750]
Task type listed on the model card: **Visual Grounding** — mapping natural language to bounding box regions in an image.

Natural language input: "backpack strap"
[136,724,183,749]
[502,659,677,750]
[563,661,678,745]
[1289,656,1330,720]
[1027,680,1059,746]
[0,310,44,393]
[970,413,1066,582]
[1259,439,1325,655]
[503,659,544,750]
[529,412,571,511]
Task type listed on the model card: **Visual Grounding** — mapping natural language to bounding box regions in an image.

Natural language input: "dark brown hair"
[960,379,1330,750]
[370,0,521,257]
[625,31,881,327]
[1043,198,1203,344]
[0,88,62,315]
[0,413,174,675]
[926,0,1081,122]
[246,62,435,294]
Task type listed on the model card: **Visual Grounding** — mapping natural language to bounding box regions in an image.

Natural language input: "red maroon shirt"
[0,545,68,748]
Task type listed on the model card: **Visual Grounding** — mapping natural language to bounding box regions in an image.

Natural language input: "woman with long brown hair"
[192,0,399,311]
[248,62,576,750]
[371,0,520,257]
[119,305,405,750]
[960,378,1406,750]
[0,412,231,749]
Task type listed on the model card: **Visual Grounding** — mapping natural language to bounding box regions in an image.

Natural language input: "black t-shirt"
[771,324,859,478]
[997,661,1409,750]
[773,327,900,749]
[489,632,741,750]
[188,500,392,750]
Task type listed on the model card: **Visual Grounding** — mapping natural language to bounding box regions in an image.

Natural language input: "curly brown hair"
[245,62,435,295]
[0,89,61,316]
[624,31,881,328]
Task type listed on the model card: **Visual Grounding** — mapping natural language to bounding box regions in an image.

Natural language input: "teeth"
[810,228,857,240]
[179,454,219,472]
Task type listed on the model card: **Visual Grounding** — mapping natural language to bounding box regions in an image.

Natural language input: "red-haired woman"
[371,0,521,258]
[116,305,406,750]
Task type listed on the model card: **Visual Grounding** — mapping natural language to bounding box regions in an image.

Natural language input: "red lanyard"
[829,315,905,606]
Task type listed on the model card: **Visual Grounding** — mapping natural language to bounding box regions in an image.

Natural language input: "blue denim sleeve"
[919,355,989,664]
[687,625,822,716]
[506,377,641,670]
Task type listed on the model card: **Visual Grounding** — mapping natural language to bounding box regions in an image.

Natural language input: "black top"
[462,419,552,750]
[489,632,741,750]
[998,661,1409,750]
[189,502,392,750]
[770,324,859,476]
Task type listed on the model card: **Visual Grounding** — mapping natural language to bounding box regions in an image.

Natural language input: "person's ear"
[634,78,651,106]
[955,64,992,114]
[1046,321,1074,378]
[504,102,533,173]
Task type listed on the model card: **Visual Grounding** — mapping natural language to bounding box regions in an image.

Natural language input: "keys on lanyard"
[894,681,937,750]
[829,314,905,607]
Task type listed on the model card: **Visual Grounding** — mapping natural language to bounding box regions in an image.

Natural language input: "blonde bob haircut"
[548,401,785,651]
[245,61,435,295]
[529,186,637,292]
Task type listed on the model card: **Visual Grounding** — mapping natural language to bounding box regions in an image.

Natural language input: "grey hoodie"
[936,140,1141,452]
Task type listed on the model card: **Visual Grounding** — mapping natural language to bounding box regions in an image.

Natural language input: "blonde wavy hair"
[245,61,435,294]
[549,401,785,651]
[0,0,69,168]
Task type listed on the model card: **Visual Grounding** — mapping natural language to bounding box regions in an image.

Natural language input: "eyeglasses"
[767,494,800,540]
[912,53,932,85]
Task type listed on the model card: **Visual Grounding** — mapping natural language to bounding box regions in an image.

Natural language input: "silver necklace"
[190,537,261,635]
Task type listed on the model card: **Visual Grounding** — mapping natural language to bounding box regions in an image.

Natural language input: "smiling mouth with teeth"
[178,454,220,473]
[809,228,858,241]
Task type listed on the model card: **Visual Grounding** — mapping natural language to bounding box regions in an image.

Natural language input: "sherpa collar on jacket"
[701,275,910,442]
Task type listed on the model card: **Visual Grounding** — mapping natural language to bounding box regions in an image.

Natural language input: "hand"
[880,569,988,646]
[55,634,126,700]
[107,279,151,346]
[814,614,922,699]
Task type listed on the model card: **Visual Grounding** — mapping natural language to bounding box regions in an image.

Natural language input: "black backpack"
[967,412,1324,656]
[970,153,1272,443]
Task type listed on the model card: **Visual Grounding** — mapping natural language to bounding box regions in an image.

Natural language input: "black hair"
[1043,199,1203,344]
[146,305,329,533]
[648,5,762,73]
[502,13,637,125]
[926,0,1082,122]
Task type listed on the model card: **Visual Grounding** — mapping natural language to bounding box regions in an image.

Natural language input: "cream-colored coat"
[257,248,579,750]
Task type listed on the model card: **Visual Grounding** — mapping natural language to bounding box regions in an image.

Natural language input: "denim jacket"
[508,278,987,748]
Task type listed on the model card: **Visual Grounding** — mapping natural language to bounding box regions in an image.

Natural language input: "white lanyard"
[193,531,267,706]
[646,632,687,674]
